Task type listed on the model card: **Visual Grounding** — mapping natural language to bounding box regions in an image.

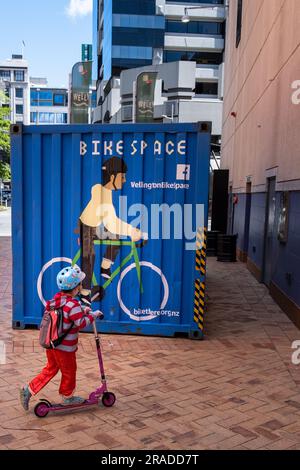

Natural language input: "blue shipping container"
[11,122,210,339]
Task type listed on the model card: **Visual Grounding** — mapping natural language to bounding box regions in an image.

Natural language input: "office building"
[30,78,68,125]
[0,54,30,124]
[93,0,226,144]
[221,0,300,326]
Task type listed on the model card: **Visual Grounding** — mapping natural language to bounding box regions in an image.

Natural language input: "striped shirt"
[46,292,94,353]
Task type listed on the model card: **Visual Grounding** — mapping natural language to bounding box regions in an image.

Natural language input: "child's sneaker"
[20,386,32,411]
[62,396,85,406]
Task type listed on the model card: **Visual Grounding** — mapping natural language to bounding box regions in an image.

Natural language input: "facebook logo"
[176,164,191,181]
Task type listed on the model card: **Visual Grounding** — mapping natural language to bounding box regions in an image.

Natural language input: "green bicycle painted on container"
[37,155,169,322]
[37,237,169,322]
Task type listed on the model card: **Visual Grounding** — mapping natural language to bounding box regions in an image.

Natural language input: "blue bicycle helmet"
[57,265,86,291]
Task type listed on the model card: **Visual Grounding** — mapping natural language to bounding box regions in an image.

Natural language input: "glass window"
[112,45,153,60]
[166,20,224,35]
[236,0,243,47]
[30,90,38,100]
[113,0,156,15]
[56,113,63,123]
[111,60,151,75]
[39,90,53,100]
[16,104,24,115]
[91,91,97,109]
[166,0,224,3]
[38,112,51,123]
[32,101,53,107]
[195,82,218,95]
[164,50,223,65]
[30,112,37,123]
[31,90,52,100]
[55,113,68,124]
[32,112,56,124]
[15,88,24,98]
[112,14,165,29]
[14,70,25,81]
[53,93,65,106]
[30,89,54,106]
[0,70,11,79]
[112,27,164,47]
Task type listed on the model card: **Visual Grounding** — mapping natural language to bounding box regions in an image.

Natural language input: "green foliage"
[0,90,11,168]
[0,162,11,180]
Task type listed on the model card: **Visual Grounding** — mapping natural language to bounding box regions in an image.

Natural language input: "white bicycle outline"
[37,257,169,322]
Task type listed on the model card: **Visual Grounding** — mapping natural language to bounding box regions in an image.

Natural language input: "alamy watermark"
[96,196,205,251]
[0,341,6,365]
[291,340,300,365]
[291,81,300,105]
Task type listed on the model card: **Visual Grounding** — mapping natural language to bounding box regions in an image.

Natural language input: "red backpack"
[39,306,73,350]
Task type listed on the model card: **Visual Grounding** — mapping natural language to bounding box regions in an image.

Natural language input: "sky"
[0,0,93,88]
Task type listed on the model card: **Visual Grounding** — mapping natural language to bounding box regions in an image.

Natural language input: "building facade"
[221,0,300,326]
[30,78,68,125]
[97,60,223,134]
[93,0,226,142]
[0,55,30,125]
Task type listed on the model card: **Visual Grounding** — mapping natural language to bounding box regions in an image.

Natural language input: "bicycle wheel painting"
[117,262,169,322]
[37,257,73,307]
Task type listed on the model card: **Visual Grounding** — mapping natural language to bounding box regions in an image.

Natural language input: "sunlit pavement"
[0,208,11,237]
[0,236,300,450]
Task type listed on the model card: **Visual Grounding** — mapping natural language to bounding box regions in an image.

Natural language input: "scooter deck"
[50,400,98,410]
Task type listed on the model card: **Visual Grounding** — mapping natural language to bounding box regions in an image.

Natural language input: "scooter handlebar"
[92,310,104,320]
[92,312,104,337]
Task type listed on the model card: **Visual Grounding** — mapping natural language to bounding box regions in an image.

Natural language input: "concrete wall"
[221,1,300,325]
[95,61,223,133]
[272,191,300,307]
[240,189,300,311]
[164,34,224,53]
[120,61,197,96]
[222,0,300,191]
[163,2,226,21]
[179,99,223,135]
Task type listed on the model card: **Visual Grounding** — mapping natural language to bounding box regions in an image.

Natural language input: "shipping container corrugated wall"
[11,123,210,339]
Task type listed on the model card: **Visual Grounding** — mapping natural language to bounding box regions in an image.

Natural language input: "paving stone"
[1,237,300,450]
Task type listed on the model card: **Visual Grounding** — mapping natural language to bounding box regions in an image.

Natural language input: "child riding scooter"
[19,265,115,415]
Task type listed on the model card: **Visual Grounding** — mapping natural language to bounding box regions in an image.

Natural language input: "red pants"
[29,349,77,398]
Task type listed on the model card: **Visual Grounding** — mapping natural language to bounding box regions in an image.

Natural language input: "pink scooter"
[34,310,116,418]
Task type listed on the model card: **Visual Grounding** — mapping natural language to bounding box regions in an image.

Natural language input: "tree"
[0,162,11,180]
[0,90,11,166]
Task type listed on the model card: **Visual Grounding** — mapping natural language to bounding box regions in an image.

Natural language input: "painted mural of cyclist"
[79,157,142,300]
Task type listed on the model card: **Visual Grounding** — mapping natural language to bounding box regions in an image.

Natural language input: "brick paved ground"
[0,236,300,450]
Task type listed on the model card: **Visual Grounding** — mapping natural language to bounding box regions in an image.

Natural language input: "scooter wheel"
[34,400,50,418]
[102,392,116,408]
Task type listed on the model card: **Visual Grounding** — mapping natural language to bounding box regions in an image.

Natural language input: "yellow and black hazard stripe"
[194,279,206,331]
[195,227,207,275]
